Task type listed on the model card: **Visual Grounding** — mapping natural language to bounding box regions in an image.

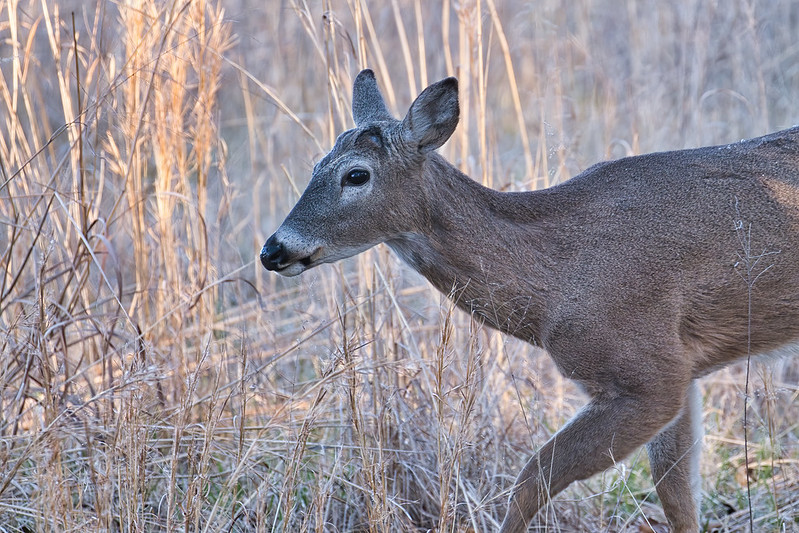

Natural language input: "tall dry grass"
[0,0,798,531]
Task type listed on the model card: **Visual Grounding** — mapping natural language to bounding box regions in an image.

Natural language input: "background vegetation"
[1,0,798,531]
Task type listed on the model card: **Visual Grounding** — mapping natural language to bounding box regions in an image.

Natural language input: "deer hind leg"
[646,380,702,533]
[499,387,687,533]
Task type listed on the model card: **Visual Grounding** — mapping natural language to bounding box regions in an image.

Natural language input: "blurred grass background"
[1,0,798,531]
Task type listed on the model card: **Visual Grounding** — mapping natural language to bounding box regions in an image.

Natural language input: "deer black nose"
[260,235,285,270]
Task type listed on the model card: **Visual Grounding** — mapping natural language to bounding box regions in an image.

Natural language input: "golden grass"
[0,0,798,531]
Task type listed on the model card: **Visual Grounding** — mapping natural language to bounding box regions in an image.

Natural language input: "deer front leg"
[499,390,685,533]
[646,380,702,533]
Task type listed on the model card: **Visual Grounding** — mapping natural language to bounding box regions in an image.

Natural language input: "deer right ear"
[401,77,459,154]
[352,69,394,126]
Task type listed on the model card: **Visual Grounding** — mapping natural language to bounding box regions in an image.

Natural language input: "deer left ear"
[401,77,459,154]
[352,69,394,126]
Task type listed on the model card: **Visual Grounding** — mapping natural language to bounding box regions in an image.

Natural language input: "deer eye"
[342,169,370,187]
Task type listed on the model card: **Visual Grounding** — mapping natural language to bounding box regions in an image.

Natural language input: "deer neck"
[387,155,556,343]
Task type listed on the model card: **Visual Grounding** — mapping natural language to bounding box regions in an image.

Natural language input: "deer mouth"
[274,254,316,276]
[264,247,322,277]
[260,233,323,276]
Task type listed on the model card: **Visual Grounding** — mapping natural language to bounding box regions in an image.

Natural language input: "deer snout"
[260,234,286,271]
[261,232,318,276]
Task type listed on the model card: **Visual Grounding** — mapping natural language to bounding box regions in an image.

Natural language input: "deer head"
[260,69,459,276]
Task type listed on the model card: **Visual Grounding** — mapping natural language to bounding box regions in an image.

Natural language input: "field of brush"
[1,0,798,531]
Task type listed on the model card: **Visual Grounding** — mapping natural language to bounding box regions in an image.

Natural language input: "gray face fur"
[260,69,458,276]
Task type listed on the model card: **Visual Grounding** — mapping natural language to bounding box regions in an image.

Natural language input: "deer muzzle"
[260,233,318,276]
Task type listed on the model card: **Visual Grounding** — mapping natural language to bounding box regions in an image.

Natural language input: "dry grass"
[1,0,798,531]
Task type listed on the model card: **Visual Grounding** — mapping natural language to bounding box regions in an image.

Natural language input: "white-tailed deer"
[261,69,799,532]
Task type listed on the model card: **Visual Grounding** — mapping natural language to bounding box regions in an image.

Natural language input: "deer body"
[261,70,799,532]
[391,143,799,376]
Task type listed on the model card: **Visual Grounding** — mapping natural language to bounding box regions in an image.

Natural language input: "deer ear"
[352,69,394,126]
[401,77,459,154]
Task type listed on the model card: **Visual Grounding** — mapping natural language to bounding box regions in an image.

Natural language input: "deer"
[260,69,799,532]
